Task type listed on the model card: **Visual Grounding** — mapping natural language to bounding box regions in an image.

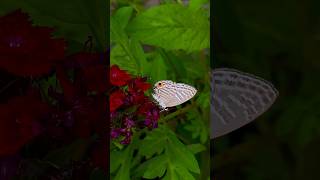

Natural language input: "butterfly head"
[153,80,174,91]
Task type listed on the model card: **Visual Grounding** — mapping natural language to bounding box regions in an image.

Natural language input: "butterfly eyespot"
[157,82,165,88]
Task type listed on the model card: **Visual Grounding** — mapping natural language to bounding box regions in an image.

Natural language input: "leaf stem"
[161,104,194,122]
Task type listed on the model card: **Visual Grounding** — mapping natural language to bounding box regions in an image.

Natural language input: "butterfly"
[152,80,197,110]
[211,68,279,139]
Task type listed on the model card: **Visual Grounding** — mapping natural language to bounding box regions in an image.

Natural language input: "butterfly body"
[152,80,197,109]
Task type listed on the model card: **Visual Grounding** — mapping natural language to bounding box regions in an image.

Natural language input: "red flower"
[0,9,66,76]
[0,95,50,156]
[138,101,156,114]
[129,77,151,92]
[110,90,126,112]
[110,65,131,86]
[127,90,147,105]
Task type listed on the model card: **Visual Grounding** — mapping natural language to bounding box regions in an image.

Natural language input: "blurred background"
[212,0,320,179]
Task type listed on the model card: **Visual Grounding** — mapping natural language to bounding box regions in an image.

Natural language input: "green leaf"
[187,144,206,154]
[110,39,148,76]
[158,49,186,80]
[111,16,149,74]
[111,144,134,180]
[184,110,209,144]
[113,6,134,29]
[166,129,200,174]
[142,155,167,179]
[189,0,209,11]
[136,126,200,179]
[196,90,210,109]
[129,39,149,75]
[111,45,138,75]
[138,129,167,158]
[110,150,123,173]
[144,52,168,82]
[127,4,209,52]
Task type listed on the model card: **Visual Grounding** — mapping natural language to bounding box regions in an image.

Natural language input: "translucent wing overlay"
[211,68,279,139]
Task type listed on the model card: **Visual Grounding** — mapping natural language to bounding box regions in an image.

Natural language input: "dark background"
[212,0,320,179]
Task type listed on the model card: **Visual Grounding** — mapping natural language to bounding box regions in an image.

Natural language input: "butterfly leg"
[160,107,168,112]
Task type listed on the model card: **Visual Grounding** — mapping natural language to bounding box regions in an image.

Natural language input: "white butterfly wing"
[164,83,197,107]
[211,68,278,139]
[153,81,197,108]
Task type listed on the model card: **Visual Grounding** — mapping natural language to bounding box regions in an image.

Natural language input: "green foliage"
[111,1,210,179]
[110,127,203,180]
[184,110,209,144]
[189,0,209,11]
[136,126,200,179]
[126,4,209,52]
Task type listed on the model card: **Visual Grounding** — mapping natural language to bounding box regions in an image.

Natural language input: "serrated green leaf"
[111,16,148,74]
[135,126,200,179]
[166,130,200,174]
[127,4,209,52]
[142,155,167,179]
[175,165,196,180]
[187,144,206,154]
[162,168,180,180]
[112,144,134,180]
[138,129,167,158]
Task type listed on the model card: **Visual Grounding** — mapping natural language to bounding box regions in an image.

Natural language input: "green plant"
[110,0,210,179]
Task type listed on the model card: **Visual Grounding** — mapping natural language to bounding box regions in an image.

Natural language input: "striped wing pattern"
[153,80,197,109]
[211,68,278,139]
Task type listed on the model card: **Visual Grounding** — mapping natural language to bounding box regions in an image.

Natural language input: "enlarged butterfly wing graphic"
[211,68,278,139]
